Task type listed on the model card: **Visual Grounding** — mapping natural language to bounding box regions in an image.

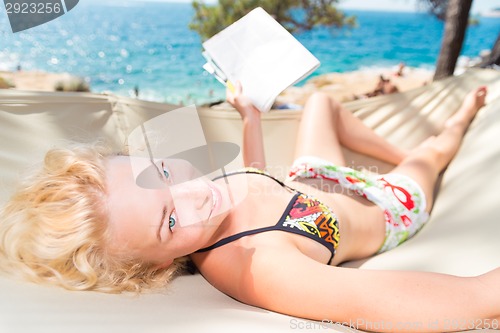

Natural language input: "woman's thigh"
[294,92,346,166]
[388,147,442,213]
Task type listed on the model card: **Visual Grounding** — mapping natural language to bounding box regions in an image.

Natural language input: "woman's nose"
[170,179,211,210]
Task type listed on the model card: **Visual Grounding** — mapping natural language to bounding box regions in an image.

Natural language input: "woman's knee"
[307,91,330,103]
[413,135,452,160]
[305,92,341,117]
[420,142,456,172]
[404,146,444,176]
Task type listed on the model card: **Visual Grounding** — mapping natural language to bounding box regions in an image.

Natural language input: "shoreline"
[0,70,89,92]
[0,67,433,104]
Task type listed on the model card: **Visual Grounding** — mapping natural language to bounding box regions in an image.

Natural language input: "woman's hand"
[226,81,261,120]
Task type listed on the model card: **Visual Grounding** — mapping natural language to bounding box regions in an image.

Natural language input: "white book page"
[203,7,320,112]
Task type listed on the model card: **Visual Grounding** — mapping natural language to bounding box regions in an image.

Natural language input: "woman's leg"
[294,92,408,166]
[389,86,487,212]
[294,92,346,165]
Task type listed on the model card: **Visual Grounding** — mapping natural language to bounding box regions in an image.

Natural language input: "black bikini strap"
[195,226,277,253]
[196,170,297,253]
[213,168,295,192]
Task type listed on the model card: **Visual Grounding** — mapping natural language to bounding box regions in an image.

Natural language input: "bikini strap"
[195,168,297,254]
[213,167,295,191]
[195,226,278,253]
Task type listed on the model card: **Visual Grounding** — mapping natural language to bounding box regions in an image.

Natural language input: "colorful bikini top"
[195,168,340,263]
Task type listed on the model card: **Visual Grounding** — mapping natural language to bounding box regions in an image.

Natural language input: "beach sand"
[0,67,433,104]
[0,70,88,92]
[277,66,433,106]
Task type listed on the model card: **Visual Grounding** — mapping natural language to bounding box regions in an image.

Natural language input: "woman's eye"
[168,215,176,230]
[161,162,170,180]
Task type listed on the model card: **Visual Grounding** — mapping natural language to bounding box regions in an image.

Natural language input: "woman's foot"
[445,86,487,129]
[410,87,488,168]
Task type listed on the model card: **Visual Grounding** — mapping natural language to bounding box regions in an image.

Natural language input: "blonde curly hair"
[0,144,187,293]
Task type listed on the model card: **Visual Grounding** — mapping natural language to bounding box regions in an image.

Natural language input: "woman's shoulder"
[191,239,303,297]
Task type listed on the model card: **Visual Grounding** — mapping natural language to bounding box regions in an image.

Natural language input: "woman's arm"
[226,83,266,169]
[238,249,499,333]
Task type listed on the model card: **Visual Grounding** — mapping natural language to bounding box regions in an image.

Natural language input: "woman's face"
[104,156,231,267]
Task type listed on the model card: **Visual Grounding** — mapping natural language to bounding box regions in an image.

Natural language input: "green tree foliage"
[189,0,356,41]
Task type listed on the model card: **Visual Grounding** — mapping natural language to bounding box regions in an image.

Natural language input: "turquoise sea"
[0,1,499,105]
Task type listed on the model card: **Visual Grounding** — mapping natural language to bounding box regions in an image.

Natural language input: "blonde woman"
[0,85,498,332]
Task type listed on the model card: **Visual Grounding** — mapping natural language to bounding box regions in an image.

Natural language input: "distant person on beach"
[394,62,406,77]
[1,83,498,332]
[355,75,399,99]
[381,77,399,94]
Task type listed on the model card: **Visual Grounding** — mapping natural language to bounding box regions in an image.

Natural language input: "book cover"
[202,7,320,112]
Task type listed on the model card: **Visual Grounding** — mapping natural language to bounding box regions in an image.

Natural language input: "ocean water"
[0,1,498,105]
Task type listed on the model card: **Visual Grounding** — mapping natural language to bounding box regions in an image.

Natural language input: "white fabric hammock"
[0,69,499,333]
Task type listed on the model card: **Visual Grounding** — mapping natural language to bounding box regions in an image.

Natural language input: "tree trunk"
[478,32,500,67]
[433,0,473,81]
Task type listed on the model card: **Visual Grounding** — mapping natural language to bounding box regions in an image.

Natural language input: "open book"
[202,7,320,112]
